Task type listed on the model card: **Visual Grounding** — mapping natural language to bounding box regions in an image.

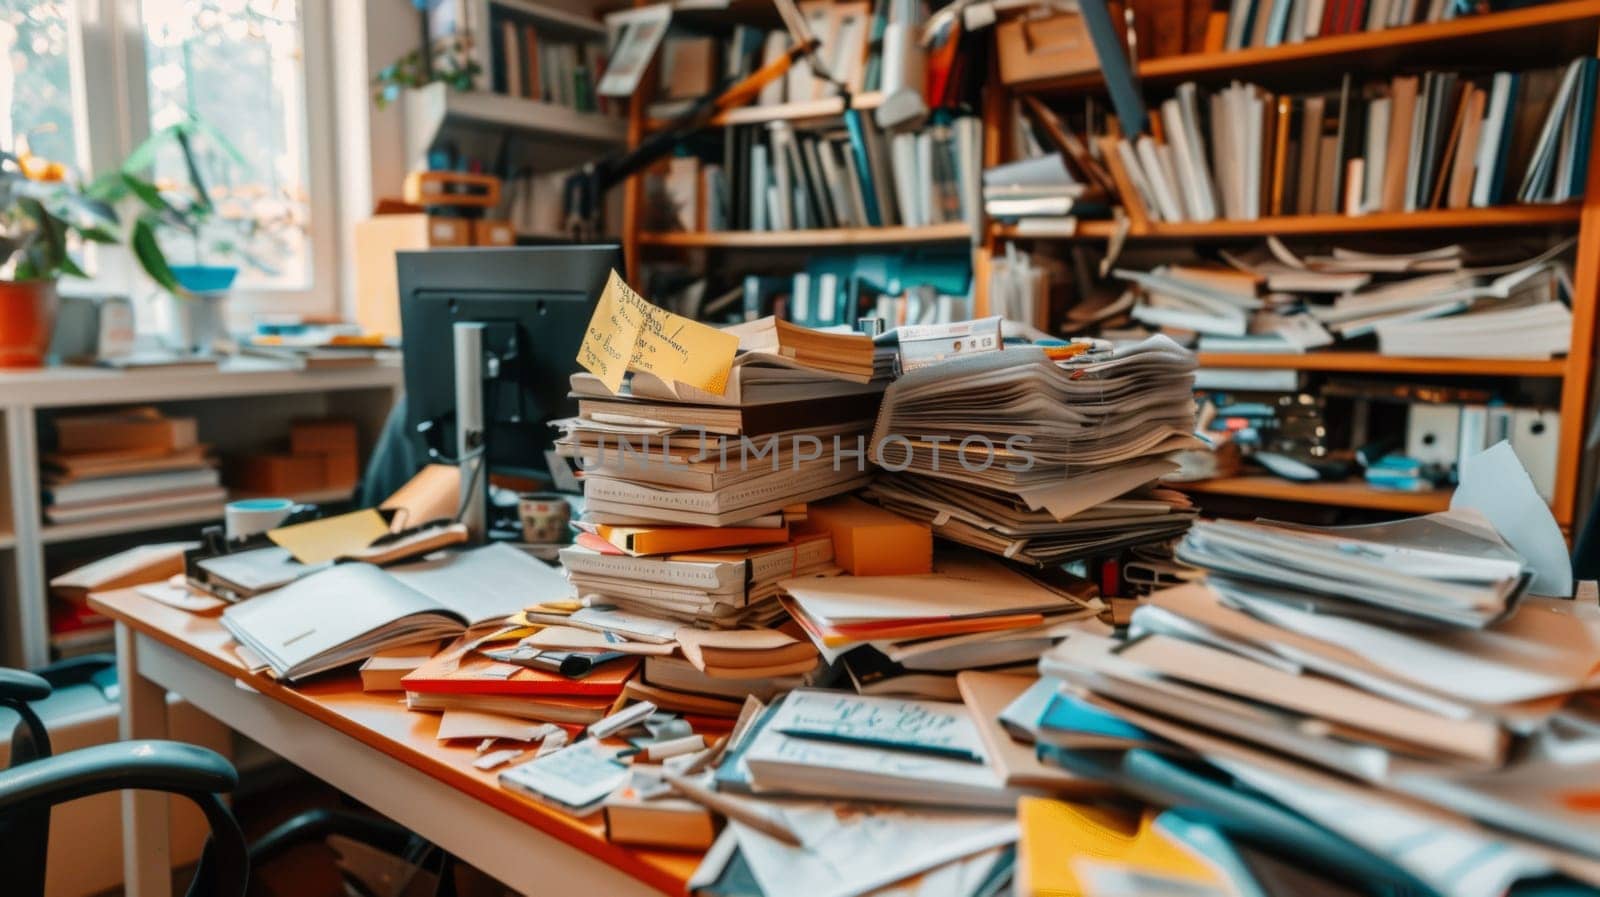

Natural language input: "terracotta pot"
[0,279,58,368]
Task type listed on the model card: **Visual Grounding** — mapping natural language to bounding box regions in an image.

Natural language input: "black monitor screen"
[397,245,623,476]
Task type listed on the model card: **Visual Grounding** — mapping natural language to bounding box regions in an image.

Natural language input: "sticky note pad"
[267,509,391,565]
[799,496,932,576]
[577,270,738,395]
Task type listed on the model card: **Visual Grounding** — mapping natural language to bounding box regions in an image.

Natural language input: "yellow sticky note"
[267,509,391,566]
[576,269,738,395]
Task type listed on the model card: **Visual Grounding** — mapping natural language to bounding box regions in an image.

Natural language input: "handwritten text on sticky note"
[577,270,738,395]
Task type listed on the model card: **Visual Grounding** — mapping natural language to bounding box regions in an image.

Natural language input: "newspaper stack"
[1022,446,1600,894]
[862,336,1205,566]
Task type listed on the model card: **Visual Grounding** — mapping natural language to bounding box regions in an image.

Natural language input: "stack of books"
[402,650,637,731]
[1116,238,1572,358]
[48,542,191,657]
[42,407,225,527]
[861,337,1203,567]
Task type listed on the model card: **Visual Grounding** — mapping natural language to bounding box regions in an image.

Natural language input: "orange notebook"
[597,523,790,556]
[402,652,638,697]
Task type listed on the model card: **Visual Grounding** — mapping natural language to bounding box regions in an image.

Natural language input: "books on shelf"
[41,408,224,526]
[1022,60,1596,226]
[651,112,979,235]
[489,8,612,115]
[1226,0,1529,51]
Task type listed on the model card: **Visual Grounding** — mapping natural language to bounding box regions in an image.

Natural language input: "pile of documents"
[1116,238,1574,358]
[42,407,225,526]
[862,337,1204,566]
[1020,448,1600,895]
[778,550,1105,699]
[558,316,884,527]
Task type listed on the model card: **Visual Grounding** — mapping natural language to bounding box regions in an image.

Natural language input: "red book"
[1319,0,1344,35]
[402,651,638,696]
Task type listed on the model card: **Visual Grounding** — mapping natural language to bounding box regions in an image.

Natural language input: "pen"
[774,729,984,764]
[661,770,804,848]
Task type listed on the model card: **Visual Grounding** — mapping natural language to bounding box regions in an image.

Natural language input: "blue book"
[842,109,885,226]
[1036,691,1151,744]
[1570,59,1598,199]
[1490,72,1522,205]
[1264,0,1293,48]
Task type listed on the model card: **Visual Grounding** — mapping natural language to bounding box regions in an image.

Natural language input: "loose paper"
[577,270,739,396]
[436,710,556,743]
[267,509,390,566]
[1452,440,1572,597]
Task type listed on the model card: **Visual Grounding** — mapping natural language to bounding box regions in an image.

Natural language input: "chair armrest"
[0,669,50,704]
[0,740,236,813]
[34,654,116,691]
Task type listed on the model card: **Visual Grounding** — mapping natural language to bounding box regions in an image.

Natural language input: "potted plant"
[0,146,120,368]
[91,116,283,354]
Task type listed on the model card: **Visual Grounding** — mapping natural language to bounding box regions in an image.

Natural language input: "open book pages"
[720,316,878,383]
[220,544,569,681]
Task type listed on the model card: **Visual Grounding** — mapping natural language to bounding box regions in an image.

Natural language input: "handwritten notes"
[577,269,739,395]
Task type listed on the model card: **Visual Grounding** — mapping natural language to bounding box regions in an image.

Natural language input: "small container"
[518,492,572,544]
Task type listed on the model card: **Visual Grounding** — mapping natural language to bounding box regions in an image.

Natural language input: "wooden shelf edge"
[994,205,1580,242]
[646,92,886,132]
[1195,352,1567,376]
[638,222,975,248]
[1176,475,1454,513]
[1009,0,1600,93]
[40,486,356,545]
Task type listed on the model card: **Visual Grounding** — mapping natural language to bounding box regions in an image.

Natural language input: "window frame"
[66,0,342,318]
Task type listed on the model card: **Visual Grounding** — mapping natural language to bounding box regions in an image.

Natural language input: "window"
[140,0,313,290]
[1,1,82,168]
[1,0,337,311]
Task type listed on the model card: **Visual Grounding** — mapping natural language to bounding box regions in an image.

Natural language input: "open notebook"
[221,543,570,682]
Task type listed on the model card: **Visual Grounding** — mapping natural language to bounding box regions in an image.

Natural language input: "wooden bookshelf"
[1195,352,1567,377]
[975,1,1600,530]
[1177,476,1453,514]
[636,222,974,249]
[994,205,1581,242]
[1011,0,1600,94]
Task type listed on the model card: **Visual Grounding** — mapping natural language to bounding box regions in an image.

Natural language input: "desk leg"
[117,624,173,897]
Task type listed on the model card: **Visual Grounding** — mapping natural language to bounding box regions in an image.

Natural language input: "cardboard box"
[353,212,472,339]
[995,13,1103,85]
[230,453,327,496]
[798,496,932,576]
[55,407,198,455]
[473,218,516,246]
[291,419,360,490]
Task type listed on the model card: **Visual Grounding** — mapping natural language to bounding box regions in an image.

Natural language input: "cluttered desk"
[48,244,1600,897]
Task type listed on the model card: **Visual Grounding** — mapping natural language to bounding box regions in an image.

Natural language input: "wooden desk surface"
[89,588,700,896]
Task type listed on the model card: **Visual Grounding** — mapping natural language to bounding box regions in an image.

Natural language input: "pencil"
[661,770,804,848]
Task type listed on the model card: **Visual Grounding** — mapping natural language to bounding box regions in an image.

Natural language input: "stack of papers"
[1025,450,1600,895]
[778,551,1104,699]
[861,338,1204,567]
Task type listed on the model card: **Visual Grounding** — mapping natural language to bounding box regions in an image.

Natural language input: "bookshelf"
[636,222,973,248]
[994,205,1583,240]
[977,0,1600,532]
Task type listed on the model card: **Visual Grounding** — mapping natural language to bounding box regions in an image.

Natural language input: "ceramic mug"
[226,497,296,540]
[518,492,572,544]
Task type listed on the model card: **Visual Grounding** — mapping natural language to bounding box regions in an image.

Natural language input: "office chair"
[0,664,249,897]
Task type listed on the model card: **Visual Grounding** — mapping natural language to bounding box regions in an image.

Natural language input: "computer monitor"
[396,244,622,487]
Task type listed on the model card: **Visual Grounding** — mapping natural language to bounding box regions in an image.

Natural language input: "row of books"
[1224,0,1514,50]
[1102,62,1595,225]
[654,114,981,234]
[489,12,611,114]
[42,408,225,527]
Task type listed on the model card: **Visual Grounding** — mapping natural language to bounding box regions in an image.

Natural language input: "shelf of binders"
[646,91,887,132]
[636,221,974,249]
[39,484,357,546]
[1194,352,1568,377]
[1010,0,1600,94]
[1177,475,1454,514]
[994,205,1582,242]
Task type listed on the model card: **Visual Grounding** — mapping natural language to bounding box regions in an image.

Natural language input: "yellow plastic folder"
[577,269,739,395]
[267,509,391,566]
[1016,797,1229,897]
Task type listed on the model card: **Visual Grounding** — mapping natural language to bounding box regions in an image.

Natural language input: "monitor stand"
[454,322,489,542]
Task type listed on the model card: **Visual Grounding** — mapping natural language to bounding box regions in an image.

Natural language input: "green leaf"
[131,215,183,294]
[76,225,120,245]
[57,254,87,278]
